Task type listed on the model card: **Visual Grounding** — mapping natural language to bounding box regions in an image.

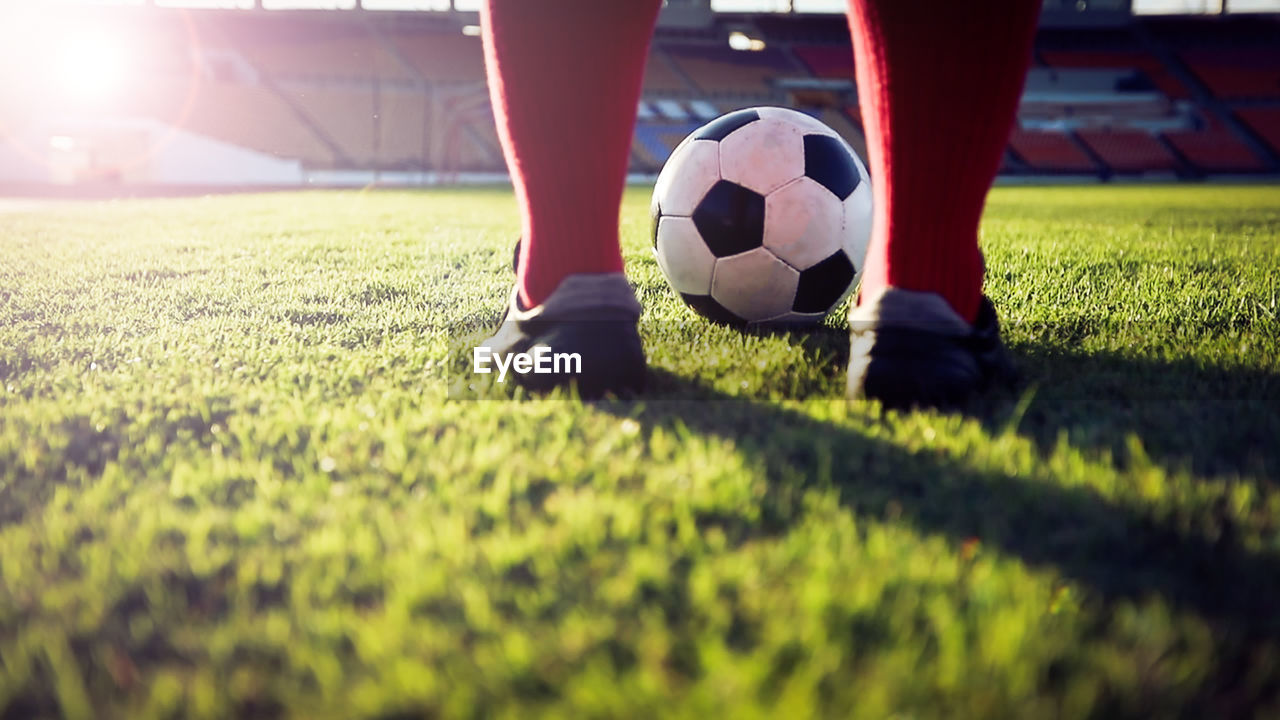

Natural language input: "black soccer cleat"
[846,288,1016,410]
[480,271,646,399]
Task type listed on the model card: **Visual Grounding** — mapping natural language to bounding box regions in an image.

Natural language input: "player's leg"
[478,0,662,396]
[844,0,1040,408]
[483,0,662,307]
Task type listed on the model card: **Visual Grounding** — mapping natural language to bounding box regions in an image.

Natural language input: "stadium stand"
[1147,16,1280,100]
[1021,68,1170,113]
[1008,129,1098,173]
[137,78,338,167]
[384,31,486,85]
[1163,115,1266,173]
[666,43,799,95]
[1235,108,1280,158]
[1039,49,1189,100]
[632,121,700,172]
[458,107,504,172]
[4,8,1276,182]
[792,45,854,79]
[630,140,663,175]
[374,88,428,168]
[278,86,377,166]
[219,16,411,83]
[443,124,502,174]
[688,100,721,121]
[1076,128,1179,173]
[751,14,852,45]
[1180,48,1280,101]
[642,51,693,94]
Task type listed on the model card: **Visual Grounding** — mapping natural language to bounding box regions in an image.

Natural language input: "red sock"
[481,0,662,307]
[847,0,1040,322]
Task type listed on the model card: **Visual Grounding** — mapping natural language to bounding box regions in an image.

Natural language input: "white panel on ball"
[651,139,721,217]
[711,248,800,321]
[655,216,717,295]
[841,180,874,271]
[756,106,834,137]
[718,118,807,196]
[763,177,846,271]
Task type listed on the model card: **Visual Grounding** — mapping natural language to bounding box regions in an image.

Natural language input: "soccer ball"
[650,106,872,325]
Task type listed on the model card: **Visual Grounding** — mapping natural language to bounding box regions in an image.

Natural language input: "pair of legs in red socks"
[479,0,1041,405]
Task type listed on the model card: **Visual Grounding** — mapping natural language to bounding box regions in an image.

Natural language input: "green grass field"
[1,184,1279,719]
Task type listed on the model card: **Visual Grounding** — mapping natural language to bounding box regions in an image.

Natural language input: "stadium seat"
[631,137,663,174]
[1007,129,1097,173]
[142,79,337,168]
[1180,48,1280,101]
[385,32,487,86]
[654,100,691,121]
[376,89,428,168]
[1076,129,1178,173]
[642,51,692,94]
[634,121,701,167]
[1235,108,1280,158]
[665,43,800,95]
[1163,116,1266,173]
[792,45,854,79]
[415,89,503,173]
[279,86,377,166]
[16,9,1270,181]
[1040,50,1189,100]
[688,100,721,121]
[227,19,410,83]
[459,109,504,172]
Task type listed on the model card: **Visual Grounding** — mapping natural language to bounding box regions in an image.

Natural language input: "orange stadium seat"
[642,51,691,94]
[386,32,487,85]
[133,78,336,168]
[631,138,663,174]
[666,44,799,95]
[409,87,503,173]
[1235,108,1280,158]
[15,11,1267,180]
[1008,129,1097,172]
[1076,129,1178,173]
[792,46,854,79]
[1163,117,1265,173]
[460,115,504,172]
[375,89,428,168]
[278,86,377,166]
[437,124,502,173]
[1180,48,1280,100]
[227,20,410,83]
[1040,50,1188,100]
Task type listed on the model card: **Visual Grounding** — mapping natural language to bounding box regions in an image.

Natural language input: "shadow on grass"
[995,345,1280,481]
[668,322,1279,481]
[600,368,1280,712]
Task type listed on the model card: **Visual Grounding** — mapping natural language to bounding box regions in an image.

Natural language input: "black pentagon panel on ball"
[793,250,856,314]
[681,293,746,326]
[803,134,861,201]
[692,180,766,258]
[693,109,761,142]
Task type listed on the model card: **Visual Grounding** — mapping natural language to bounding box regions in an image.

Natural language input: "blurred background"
[0,0,1277,194]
